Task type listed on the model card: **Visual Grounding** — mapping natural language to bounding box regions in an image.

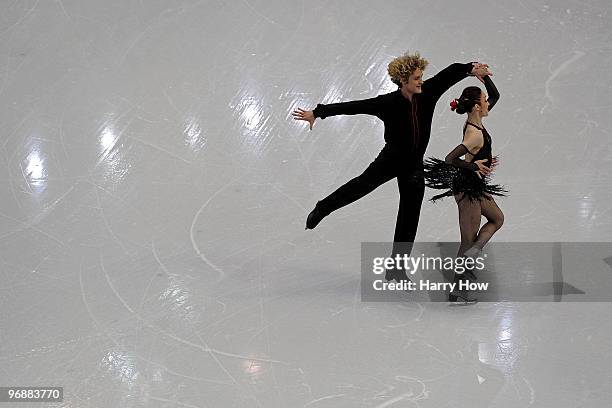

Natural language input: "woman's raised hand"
[292,108,316,130]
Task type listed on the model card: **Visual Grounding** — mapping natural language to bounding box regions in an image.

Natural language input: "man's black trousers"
[316,146,425,253]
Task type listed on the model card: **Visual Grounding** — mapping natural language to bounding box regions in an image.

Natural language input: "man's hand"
[470,63,493,78]
[292,108,316,130]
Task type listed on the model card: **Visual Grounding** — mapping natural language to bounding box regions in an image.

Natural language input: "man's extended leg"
[306,150,396,229]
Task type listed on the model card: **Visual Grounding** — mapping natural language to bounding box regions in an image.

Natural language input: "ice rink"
[2,0,612,406]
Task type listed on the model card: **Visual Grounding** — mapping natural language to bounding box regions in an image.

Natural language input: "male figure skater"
[292,52,492,282]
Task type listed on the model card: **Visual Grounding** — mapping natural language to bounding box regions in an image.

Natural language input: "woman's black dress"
[423,121,507,202]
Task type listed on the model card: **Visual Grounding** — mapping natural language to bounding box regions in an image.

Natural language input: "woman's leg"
[455,193,482,257]
[473,196,504,249]
[450,194,482,302]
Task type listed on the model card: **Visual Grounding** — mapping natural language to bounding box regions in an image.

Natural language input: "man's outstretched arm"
[292,95,385,130]
[422,62,488,102]
[312,95,385,119]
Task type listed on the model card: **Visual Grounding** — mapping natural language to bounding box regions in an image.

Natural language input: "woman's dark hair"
[454,86,482,114]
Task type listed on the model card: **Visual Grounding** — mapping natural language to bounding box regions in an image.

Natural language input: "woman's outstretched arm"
[481,75,500,111]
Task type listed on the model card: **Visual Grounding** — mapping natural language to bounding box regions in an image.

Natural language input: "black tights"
[454,193,504,256]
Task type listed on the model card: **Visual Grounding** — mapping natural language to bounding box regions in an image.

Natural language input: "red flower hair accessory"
[450,99,458,111]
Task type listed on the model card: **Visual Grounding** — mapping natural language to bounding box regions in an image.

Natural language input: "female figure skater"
[423,74,506,302]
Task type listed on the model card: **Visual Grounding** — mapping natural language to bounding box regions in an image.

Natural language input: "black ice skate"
[305,201,327,230]
[384,268,412,284]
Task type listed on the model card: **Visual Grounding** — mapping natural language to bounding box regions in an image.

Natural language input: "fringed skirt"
[423,157,508,203]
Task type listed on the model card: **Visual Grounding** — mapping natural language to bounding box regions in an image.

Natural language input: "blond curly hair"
[387,52,429,87]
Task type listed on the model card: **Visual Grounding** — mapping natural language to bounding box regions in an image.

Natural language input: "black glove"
[445,144,479,171]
